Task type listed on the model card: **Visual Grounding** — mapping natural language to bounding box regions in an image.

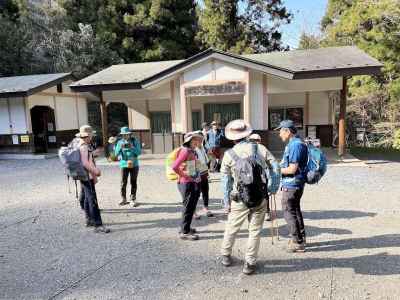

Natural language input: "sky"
[280,0,328,49]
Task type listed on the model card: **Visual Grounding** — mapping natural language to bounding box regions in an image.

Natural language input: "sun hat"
[120,126,132,135]
[225,119,252,141]
[183,131,204,146]
[108,136,117,144]
[75,125,96,138]
[248,133,261,141]
[275,120,296,131]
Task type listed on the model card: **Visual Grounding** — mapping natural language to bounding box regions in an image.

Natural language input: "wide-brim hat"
[120,126,132,135]
[108,136,117,144]
[75,125,96,138]
[183,131,204,145]
[225,119,252,141]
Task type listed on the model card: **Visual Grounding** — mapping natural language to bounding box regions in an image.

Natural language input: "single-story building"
[70,46,382,154]
[0,73,89,153]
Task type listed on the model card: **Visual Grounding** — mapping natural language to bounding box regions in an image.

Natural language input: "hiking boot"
[94,226,110,234]
[242,262,257,275]
[119,197,130,206]
[132,201,139,207]
[265,212,272,221]
[287,240,305,253]
[85,220,95,227]
[221,255,232,267]
[179,232,199,241]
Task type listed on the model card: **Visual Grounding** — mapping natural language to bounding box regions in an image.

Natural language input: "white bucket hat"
[248,133,261,142]
[225,119,252,141]
[183,131,204,145]
[75,125,96,138]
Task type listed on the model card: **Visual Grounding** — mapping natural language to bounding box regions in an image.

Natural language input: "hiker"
[172,131,203,241]
[201,122,209,151]
[76,125,110,233]
[220,119,275,275]
[207,121,224,172]
[114,127,141,206]
[277,120,308,253]
[107,136,118,162]
[193,130,214,218]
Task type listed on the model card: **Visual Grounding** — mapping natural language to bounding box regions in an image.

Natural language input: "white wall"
[0,98,28,134]
[27,94,55,109]
[184,61,213,82]
[76,98,88,126]
[269,92,306,107]
[215,60,245,80]
[267,75,342,94]
[0,99,10,134]
[56,96,79,130]
[309,91,331,125]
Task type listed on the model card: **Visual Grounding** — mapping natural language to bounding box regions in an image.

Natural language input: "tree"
[298,32,321,49]
[197,0,291,54]
[60,0,199,62]
[321,0,400,147]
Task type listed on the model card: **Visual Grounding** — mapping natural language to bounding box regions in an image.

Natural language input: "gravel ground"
[1,158,400,300]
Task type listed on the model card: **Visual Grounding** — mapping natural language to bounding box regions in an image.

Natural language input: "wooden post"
[99,92,108,147]
[338,77,347,156]
[305,92,310,135]
[243,68,250,123]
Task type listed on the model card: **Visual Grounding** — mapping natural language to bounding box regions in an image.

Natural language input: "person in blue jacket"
[114,127,141,206]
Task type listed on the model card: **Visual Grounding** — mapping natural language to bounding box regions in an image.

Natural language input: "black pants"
[200,174,209,208]
[178,182,200,234]
[281,187,305,243]
[121,166,139,198]
[79,184,85,210]
[80,179,103,227]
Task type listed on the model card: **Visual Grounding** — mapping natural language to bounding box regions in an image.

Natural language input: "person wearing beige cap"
[76,125,110,234]
[220,119,275,275]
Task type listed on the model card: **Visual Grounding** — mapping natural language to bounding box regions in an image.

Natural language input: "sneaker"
[265,212,272,221]
[119,198,130,206]
[179,228,197,234]
[204,208,214,217]
[194,213,201,220]
[179,232,199,241]
[287,240,305,253]
[242,262,257,275]
[94,226,111,234]
[130,195,136,202]
[132,201,139,207]
[85,220,95,227]
[221,255,232,267]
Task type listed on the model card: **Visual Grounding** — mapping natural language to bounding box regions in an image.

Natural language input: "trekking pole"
[269,195,275,245]
[67,175,71,194]
[273,194,279,240]
[74,180,79,201]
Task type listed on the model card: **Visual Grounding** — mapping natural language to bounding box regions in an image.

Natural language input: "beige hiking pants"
[221,198,267,265]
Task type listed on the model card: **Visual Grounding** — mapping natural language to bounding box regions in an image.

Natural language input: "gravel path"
[1,158,400,300]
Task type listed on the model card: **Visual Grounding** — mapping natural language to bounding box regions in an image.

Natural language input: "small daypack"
[165,147,182,181]
[305,143,327,184]
[229,143,267,208]
[58,140,89,181]
[266,160,281,194]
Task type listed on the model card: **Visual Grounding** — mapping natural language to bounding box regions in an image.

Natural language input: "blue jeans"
[80,179,103,227]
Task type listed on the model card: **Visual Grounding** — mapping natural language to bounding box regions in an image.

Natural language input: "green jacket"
[114,137,141,168]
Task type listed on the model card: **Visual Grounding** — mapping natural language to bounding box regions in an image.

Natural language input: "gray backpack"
[229,143,267,208]
[58,139,89,181]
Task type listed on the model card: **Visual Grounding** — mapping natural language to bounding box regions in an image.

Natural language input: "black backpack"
[228,143,267,208]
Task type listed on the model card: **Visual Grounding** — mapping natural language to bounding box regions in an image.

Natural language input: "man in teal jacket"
[114,127,141,206]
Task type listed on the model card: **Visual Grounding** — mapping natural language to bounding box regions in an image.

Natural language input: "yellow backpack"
[165,147,182,181]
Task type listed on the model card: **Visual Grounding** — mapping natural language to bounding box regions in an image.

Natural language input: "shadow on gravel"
[302,210,377,220]
[259,252,400,275]
[305,234,400,253]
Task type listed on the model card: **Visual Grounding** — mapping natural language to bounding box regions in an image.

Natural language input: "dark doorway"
[30,106,56,153]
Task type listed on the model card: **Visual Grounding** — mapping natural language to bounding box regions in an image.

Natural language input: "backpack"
[266,160,281,194]
[165,147,182,181]
[305,143,327,184]
[58,140,89,181]
[228,143,268,208]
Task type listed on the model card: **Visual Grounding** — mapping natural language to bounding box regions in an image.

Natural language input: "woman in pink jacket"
[172,131,203,241]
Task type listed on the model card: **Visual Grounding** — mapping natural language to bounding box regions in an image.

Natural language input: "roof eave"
[70,82,142,93]
[292,65,383,80]
[0,91,28,98]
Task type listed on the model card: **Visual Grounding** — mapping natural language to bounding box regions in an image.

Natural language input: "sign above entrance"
[185,81,245,97]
